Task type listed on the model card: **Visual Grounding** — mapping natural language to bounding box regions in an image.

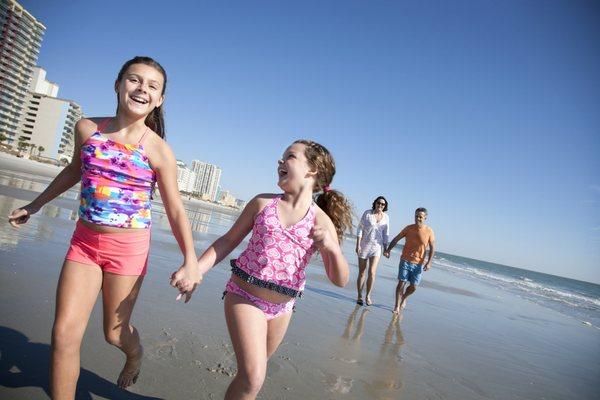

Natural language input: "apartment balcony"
[1,73,21,88]
[1,65,21,81]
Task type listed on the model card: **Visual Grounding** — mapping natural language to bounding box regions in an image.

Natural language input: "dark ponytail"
[115,56,167,139]
[294,140,353,242]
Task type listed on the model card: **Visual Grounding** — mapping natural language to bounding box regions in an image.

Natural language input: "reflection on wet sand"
[324,305,372,394]
[152,200,238,235]
[0,192,78,250]
[325,306,406,398]
[365,313,405,399]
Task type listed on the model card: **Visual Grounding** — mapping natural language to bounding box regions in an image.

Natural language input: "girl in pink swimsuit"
[9,57,197,398]
[171,140,353,399]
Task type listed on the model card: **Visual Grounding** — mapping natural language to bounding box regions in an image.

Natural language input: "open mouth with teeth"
[130,95,149,105]
[278,168,288,179]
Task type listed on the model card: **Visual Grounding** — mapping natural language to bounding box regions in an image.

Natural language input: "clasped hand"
[170,262,203,303]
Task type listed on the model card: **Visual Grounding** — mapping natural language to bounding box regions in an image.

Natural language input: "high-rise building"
[0,0,46,146]
[17,67,82,160]
[29,66,57,96]
[176,160,197,193]
[191,159,222,201]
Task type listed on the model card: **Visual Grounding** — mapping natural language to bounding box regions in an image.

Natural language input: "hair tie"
[323,185,332,193]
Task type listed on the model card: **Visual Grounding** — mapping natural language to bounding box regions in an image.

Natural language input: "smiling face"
[277,143,316,192]
[373,196,388,212]
[414,211,427,226]
[115,63,165,118]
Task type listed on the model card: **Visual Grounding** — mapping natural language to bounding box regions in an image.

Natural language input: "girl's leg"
[356,257,368,303]
[51,260,103,400]
[365,255,381,305]
[224,294,269,400]
[101,273,144,388]
[266,311,293,358]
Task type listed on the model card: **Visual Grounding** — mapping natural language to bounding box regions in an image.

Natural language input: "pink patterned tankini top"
[232,195,316,297]
[78,119,155,229]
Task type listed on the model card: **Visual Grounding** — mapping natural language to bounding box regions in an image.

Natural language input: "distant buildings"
[235,199,247,209]
[218,189,236,207]
[1,2,82,160]
[191,159,221,201]
[177,158,244,209]
[0,0,46,145]
[0,1,247,210]
[18,67,82,160]
[176,160,197,193]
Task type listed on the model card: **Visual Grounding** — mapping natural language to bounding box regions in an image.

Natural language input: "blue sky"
[20,0,599,283]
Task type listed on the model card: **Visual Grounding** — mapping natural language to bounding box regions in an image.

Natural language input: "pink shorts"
[65,220,151,276]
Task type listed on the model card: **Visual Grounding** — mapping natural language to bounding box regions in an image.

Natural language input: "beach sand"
[0,154,598,399]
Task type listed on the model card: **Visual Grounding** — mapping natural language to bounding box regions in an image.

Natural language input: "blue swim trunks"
[398,259,423,285]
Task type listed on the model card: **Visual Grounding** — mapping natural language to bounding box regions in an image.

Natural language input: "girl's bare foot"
[117,345,143,388]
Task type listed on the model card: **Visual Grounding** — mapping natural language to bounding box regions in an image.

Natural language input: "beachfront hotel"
[191,159,222,201]
[18,67,82,160]
[0,0,45,146]
[176,159,197,193]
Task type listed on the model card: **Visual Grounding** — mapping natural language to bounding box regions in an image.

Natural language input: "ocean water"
[432,252,600,328]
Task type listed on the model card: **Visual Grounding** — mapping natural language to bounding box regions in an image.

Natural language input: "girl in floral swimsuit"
[9,57,197,398]
[171,140,352,399]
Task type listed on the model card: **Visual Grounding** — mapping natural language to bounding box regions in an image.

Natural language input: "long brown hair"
[115,56,167,139]
[294,140,353,242]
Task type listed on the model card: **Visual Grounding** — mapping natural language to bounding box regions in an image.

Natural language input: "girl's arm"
[170,194,269,301]
[312,210,349,287]
[8,118,93,227]
[150,140,198,272]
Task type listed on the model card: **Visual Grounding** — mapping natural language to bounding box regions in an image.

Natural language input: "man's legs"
[398,284,417,310]
[393,280,406,314]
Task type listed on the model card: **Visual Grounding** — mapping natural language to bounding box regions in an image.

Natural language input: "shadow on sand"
[0,326,163,400]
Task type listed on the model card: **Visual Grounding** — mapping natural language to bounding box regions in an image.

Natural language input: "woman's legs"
[365,255,381,305]
[356,257,368,303]
[101,272,144,388]
[224,293,293,400]
[51,260,103,400]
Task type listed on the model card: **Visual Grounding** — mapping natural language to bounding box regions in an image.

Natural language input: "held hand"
[170,262,203,303]
[424,261,432,271]
[8,205,38,228]
[355,245,360,255]
[383,251,390,258]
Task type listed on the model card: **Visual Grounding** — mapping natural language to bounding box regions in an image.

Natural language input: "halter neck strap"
[97,118,112,133]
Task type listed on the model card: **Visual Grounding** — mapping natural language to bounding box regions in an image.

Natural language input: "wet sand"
[0,154,598,399]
